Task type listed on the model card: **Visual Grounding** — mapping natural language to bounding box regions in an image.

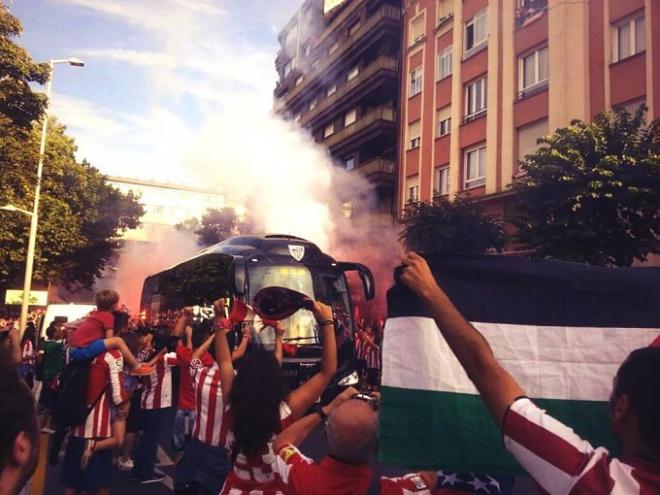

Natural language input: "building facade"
[274,0,402,222]
[107,176,226,241]
[398,0,659,216]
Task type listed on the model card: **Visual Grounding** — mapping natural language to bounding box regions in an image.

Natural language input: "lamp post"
[18,57,84,336]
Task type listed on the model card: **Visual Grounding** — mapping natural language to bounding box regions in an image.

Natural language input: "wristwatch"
[313,404,328,423]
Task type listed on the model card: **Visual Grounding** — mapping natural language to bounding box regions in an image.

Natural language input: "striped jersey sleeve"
[503,398,613,494]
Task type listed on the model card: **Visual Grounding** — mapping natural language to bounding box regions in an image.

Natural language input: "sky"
[11,0,302,185]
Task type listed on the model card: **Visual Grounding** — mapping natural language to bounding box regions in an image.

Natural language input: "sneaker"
[130,364,155,376]
[80,439,96,470]
[140,474,166,485]
[117,458,134,471]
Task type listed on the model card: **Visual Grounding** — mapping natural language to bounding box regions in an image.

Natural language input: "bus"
[140,234,374,390]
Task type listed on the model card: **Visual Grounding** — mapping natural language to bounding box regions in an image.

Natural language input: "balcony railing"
[280,5,401,105]
[299,56,398,126]
[515,0,548,28]
[323,107,395,148]
[352,158,395,178]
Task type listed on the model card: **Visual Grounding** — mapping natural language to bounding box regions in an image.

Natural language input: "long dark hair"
[21,323,36,346]
[228,351,287,460]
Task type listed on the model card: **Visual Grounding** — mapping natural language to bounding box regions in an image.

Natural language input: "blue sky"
[11,0,302,184]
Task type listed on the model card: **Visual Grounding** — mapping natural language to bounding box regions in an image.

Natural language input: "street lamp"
[18,57,84,337]
[0,204,33,217]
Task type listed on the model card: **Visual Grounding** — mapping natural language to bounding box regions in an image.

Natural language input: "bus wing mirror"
[336,262,375,300]
[231,261,247,297]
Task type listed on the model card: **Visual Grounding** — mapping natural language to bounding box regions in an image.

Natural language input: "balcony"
[352,158,395,183]
[323,107,395,150]
[299,56,398,126]
[515,0,548,29]
[279,5,401,106]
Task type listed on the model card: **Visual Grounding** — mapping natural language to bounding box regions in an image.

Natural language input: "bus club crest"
[288,245,305,261]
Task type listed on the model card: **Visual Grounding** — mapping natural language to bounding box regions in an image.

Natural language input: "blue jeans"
[70,339,106,361]
[133,408,168,480]
[173,409,197,452]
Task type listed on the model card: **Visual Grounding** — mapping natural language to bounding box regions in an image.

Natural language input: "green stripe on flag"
[378,386,617,474]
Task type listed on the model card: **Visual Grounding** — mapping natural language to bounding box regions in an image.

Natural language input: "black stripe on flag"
[389,254,660,328]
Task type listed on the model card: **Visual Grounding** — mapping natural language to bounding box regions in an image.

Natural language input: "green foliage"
[0,4,50,128]
[400,197,507,254]
[192,206,254,247]
[0,119,144,290]
[513,105,660,266]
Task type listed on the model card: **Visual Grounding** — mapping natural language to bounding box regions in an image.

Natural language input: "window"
[612,15,645,62]
[410,14,425,45]
[323,123,335,138]
[406,176,420,202]
[519,46,548,92]
[309,98,318,111]
[344,156,355,170]
[409,67,423,96]
[311,60,320,71]
[465,76,487,119]
[349,20,361,36]
[328,42,339,55]
[517,119,548,164]
[283,61,292,77]
[464,145,486,188]
[434,167,449,195]
[302,43,311,57]
[344,108,357,127]
[326,84,337,97]
[347,65,359,81]
[409,185,420,202]
[437,45,452,80]
[294,113,302,123]
[436,106,451,137]
[408,120,421,149]
[295,75,303,86]
[465,8,487,53]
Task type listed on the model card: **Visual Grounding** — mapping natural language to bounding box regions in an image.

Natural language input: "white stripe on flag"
[382,316,660,401]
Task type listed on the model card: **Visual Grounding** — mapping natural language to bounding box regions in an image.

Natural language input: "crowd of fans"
[1,254,658,495]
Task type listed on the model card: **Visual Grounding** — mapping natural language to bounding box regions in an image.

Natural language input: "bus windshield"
[247,265,317,348]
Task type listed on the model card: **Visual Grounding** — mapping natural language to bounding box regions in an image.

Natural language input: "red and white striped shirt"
[365,340,381,370]
[141,352,178,410]
[190,358,226,447]
[220,402,295,495]
[503,397,660,494]
[21,340,35,365]
[73,350,125,439]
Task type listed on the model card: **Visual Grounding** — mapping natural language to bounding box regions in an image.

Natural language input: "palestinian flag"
[379,254,660,473]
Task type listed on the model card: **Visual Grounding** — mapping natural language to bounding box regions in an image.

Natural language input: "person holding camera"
[272,387,379,495]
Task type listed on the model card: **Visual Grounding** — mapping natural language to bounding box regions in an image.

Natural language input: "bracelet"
[317,319,334,326]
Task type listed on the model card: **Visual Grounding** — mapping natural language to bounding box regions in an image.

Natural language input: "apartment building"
[398,0,659,216]
[274,0,402,222]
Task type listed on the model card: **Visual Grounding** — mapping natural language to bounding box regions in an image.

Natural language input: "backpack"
[54,360,107,427]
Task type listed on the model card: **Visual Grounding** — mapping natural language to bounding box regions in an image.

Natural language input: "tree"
[400,197,507,253]
[193,206,253,247]
[0,4,50,128]
[0,118,144,290]
[513,106,660,266]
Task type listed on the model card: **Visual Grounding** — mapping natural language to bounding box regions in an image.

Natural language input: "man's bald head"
[326,399,378,464]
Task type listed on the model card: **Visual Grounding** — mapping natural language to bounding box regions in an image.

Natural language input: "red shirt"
[141,352,178,409]
[276,445,372,495]
[176,343,213,410]
[69,310,114,347]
